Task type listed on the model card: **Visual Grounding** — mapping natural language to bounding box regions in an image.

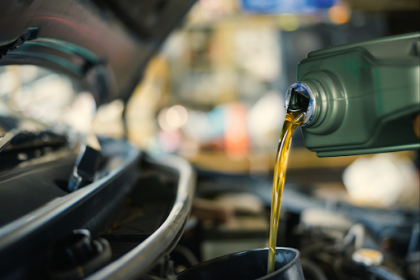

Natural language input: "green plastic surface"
[298,32,420,157]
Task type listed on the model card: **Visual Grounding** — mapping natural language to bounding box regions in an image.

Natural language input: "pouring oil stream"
[267,85,311,274]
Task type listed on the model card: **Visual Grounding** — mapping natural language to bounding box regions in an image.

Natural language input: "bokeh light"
[328,4,350,25]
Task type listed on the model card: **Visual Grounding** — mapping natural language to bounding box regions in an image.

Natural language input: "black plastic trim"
[0,140,140,279]
[86,155,196,280]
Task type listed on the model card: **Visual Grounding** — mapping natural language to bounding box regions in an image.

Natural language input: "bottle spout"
[285,82,316,126]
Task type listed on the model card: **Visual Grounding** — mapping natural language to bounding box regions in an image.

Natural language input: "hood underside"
[0,0,195,105]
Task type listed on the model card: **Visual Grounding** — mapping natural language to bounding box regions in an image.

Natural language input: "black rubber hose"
[300,258,328,280]
[173,245,199,267]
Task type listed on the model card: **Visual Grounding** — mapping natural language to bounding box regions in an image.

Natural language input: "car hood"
[0,0,195,105]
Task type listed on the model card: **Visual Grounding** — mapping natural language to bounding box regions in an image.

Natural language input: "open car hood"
[0,0,195,105]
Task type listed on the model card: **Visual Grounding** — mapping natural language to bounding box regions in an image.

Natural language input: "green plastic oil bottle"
[285,32,420,157]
